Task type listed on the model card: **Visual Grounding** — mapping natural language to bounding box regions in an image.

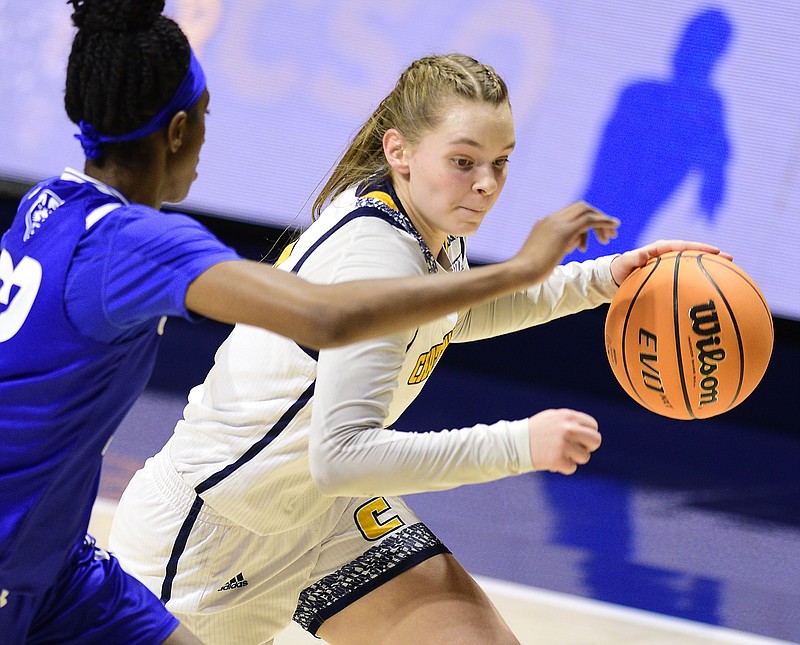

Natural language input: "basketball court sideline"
[89,498,790,645]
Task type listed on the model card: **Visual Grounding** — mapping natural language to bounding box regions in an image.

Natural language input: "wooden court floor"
[89,499,791,645]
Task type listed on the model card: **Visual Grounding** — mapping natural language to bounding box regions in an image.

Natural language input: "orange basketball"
[604,251,773,420]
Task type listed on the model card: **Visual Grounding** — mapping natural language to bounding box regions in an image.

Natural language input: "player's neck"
[83,162,162,209]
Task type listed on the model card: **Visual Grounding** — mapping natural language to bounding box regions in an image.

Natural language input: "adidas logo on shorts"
[218,572,249,591]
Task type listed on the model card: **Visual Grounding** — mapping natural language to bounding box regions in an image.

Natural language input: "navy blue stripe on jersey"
[194,380,316,495]
[289,207,403,275]
[298,345,320,361]
[160,495,205,603]
[288,207,404,361]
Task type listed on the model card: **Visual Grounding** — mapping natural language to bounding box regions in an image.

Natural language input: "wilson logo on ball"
[690,299,726,408]
[605,251,772,420]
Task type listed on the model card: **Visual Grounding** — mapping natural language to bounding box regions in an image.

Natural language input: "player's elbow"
[302,300,372,350]
[315,309,358,349]
[309,436,367,496]
[309,451,351,496]
[310,470,346,497]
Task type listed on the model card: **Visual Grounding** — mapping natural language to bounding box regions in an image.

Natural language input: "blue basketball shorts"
[0,535,179,644]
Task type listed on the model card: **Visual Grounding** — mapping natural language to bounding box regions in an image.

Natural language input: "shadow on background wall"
[563,7,734,263]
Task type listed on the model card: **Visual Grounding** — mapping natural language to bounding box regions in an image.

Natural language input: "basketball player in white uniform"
[110,54,726,644]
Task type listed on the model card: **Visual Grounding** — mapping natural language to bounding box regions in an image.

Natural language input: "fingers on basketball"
[604,250,773,420]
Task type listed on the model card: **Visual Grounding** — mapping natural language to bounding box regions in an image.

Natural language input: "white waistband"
[149,450,237,527]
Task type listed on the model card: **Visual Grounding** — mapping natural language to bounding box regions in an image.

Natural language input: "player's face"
[398,99,515,249]
[164,88,209,204]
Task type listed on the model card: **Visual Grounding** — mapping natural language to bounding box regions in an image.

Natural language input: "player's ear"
[383,129,410,175]
[166,111,189,153]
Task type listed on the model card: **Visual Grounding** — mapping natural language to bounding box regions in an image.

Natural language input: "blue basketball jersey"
[0,169,239,594]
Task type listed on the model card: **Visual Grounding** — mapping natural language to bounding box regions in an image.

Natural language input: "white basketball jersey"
[160,184,618,535]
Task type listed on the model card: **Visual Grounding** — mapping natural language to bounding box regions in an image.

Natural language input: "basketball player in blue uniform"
[110,52,728,644]
[0,2,626,643]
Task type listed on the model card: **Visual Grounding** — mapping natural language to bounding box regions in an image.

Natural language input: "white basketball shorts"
[110,455,449,644]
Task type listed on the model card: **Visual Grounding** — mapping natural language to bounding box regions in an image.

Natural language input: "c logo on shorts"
[354,497,405,541]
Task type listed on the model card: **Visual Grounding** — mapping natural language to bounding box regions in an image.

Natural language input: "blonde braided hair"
[312,53,509,219]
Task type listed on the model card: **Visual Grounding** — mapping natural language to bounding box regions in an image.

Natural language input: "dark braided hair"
[65,0,191,159]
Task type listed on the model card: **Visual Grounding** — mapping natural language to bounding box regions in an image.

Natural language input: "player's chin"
[166,177,196,204]
[459,219,485,237]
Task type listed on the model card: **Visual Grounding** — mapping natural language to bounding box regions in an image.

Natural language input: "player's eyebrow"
[449,136,516,151]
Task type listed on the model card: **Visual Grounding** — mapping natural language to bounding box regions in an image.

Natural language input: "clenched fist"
[528,409,602,475]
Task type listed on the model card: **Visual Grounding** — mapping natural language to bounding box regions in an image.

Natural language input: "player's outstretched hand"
[528,409,602,475]
[511,201,620,285]
[610,239,734,287]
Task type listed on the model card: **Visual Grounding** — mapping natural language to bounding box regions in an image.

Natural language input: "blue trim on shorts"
[310,544,448,635]
[161,496,204,604]
[160,381,316,604]
[294,523,450,636]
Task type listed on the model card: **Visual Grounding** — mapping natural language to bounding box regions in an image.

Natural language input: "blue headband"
[75,49,207,160]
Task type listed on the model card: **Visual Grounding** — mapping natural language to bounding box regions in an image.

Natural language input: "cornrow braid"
[65,0,190,158]
[312,54,510,219]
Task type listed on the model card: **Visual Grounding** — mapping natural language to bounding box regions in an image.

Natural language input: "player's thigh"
[317,551,518,645]
[295,496,448,636]
[298,495,518,644]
